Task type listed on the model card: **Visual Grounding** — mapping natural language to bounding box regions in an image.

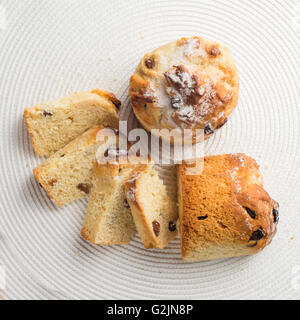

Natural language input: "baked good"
[81,160,147,245]
[125,165,178,249]
[178,154,279,261]
[33,126,121,207]
[24,89,120,157]
[129,36,239,143]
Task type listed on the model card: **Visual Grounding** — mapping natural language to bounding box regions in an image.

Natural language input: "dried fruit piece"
[272,208,279,223]
[152,220,160,236]
[197,215,208,221]
[43,111,53,117]
[124,199,130,209]
[77,183,90,194]
[245,207,256,219]
[145,59,155,69]
[48,179,57,186]
[112,100,121,109]
[249,228,265,241]
[204,123,214,135]
[168,221,176,232]
[209,45,221,56]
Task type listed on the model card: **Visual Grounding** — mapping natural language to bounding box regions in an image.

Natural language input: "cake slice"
[24,89,120,157]
[124,165,178,249]
[178,154,279,262]
[81,160,148,245]
[33,126,120,207]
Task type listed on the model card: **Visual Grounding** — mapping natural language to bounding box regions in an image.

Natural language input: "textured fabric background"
[0,0,299,299]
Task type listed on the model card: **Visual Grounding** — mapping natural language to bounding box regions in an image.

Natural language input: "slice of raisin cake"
[33,126,120,207]
[81,159,148,245]
[125,165,178,249]
[24,89,120,157]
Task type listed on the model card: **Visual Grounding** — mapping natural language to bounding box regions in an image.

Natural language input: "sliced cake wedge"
[125,165,178,249]
[33,126,120,207]
[81,160,148,245]
[24,89,120,157]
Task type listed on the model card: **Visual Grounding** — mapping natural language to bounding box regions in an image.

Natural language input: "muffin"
[130,36,239,143]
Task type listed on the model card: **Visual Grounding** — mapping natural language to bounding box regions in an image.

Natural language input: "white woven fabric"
[0,0,299,299]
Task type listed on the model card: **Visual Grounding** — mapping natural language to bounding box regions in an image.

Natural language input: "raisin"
[209,45,221,56]
[197,215,208,221]
[171,96,183,109]
[112,101,121,109]
[245,207,256,219]
[152,220,160,236]
[145,59,155,69]
[77,183,90,195]
[272,208,279,223]
[136,150,141,157]
[249,228,265,241]
[216,118,228,129]
[48,179,57,186]
[204,123,214,135]
[124,199,130,209]
[43,111,53,117]
[168,221,176,232]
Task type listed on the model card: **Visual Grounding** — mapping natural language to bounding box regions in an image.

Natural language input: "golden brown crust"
[129,36,239,143]
[24,109,41,156]
[91,89,121,109]
[178,154,278,261]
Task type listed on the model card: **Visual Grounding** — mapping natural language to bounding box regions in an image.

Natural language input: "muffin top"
[130,36,239,141]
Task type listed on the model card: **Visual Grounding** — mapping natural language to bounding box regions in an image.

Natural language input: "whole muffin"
[130,36,239,143]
